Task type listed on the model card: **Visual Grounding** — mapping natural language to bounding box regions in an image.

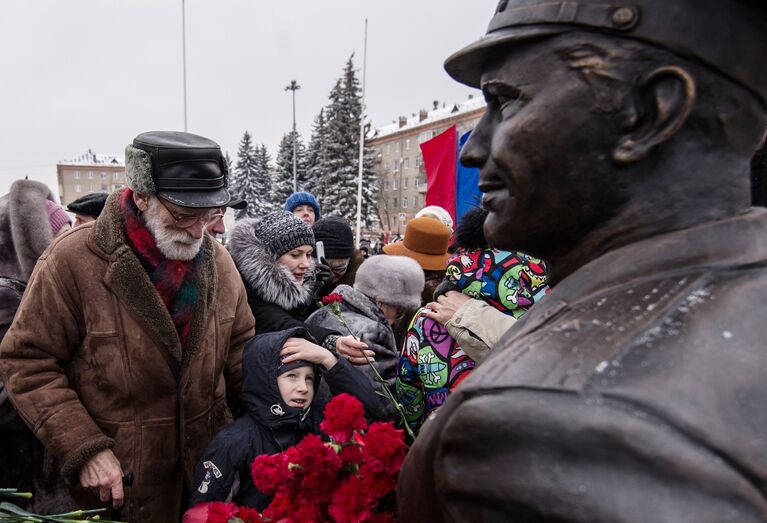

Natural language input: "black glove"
[314,257,334,298]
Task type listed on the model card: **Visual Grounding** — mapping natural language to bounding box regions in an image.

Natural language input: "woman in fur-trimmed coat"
[227,211,369,359]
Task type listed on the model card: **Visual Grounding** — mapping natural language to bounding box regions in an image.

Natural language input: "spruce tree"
[232,131,260,220]
[305,108,329,196]
[272,130,307,207]
[224,151,234,182]
[320,55,379,229]
[253,144,275,215]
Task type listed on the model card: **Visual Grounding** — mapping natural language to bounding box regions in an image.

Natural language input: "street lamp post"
[285,80,301,192]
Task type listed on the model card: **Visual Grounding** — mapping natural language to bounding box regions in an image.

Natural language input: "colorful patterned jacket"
[395,248,548,432]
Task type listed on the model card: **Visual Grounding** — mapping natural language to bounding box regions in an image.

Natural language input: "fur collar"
[228,218,316,311]
[89,189,217,376]
[0,180,55,281]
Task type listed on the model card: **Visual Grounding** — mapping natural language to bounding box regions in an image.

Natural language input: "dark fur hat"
[0,180,57,282]
[452,206,489,251]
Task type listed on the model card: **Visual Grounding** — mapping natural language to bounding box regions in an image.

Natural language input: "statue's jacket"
[399,208,767,522]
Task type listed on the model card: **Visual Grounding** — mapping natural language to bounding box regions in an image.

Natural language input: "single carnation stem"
[329,304,416,441]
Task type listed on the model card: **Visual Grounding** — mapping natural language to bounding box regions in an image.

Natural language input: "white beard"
[143,198,204,261]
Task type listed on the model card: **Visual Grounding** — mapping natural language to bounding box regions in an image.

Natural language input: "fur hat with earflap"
[354,255,425,311]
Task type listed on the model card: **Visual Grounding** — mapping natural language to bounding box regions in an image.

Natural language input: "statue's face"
[462,37,625,257]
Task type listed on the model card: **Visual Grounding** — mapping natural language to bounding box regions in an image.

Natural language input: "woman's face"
[377,302,402,327]
[278,245,314,284]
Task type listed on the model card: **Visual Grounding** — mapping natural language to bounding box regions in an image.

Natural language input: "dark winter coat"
[0,180,57,426]
[228,221,339,344]
[0,181,77,515]
[0,189,255,522]
[306,284,399,413]
[189,327,380,510]
[0,277,25,427]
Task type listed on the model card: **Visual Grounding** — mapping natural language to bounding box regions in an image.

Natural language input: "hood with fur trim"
[227,218,316,311]
[0,180,56,282]
[241,327,321,431]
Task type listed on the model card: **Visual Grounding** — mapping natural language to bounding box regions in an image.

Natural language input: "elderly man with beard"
[0,131,255,521]
[398,1,767,522]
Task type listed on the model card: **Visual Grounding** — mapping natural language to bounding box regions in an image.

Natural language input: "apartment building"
[369,96,485,235]
[56,149,125,207]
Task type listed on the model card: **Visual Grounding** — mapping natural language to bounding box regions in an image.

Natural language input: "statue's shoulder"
[459,261,767,447]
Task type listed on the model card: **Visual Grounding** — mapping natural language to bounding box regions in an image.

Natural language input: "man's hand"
[336,335,375,365]
[281,337,337,370]
[80,449,124,508]
[424,291,472,325]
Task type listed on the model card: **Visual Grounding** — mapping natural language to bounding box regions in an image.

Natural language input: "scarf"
[120,188,203,348]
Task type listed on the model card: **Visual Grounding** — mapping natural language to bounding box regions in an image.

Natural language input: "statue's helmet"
[445,0,767,107]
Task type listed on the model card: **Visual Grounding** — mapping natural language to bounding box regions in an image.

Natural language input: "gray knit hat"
[253,211,315,258]
[354,255,425,310]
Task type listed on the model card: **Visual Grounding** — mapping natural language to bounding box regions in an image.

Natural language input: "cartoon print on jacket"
[396,248,549,432]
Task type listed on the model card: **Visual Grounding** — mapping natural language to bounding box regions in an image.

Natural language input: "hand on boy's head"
[281,337,337,370]
[335,335,375,366]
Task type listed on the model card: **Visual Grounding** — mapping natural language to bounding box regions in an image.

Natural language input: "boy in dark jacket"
[189,326,380,511]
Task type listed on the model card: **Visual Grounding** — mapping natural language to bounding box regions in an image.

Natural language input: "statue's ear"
[613,66,696,164]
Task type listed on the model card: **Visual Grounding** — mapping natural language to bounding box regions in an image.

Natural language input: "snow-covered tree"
[253,144,275,215]
[319,55,379,229]
[224,151,234,181]
[231,131,268,219]
[304,108,329,196]
[271,130,307,208]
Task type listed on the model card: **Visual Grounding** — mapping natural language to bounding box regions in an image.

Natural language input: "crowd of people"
[0,130,549,521]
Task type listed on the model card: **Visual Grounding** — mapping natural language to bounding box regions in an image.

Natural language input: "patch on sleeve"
[204,460,223,478]
[197,460,223,494]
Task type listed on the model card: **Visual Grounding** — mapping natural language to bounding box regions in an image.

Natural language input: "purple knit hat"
[44,199,71,235]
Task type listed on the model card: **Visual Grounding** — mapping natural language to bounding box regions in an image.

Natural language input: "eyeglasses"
[329,262,349,275]
[157,198,224,229]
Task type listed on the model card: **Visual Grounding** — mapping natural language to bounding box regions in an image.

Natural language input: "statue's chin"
[483,212,516,251]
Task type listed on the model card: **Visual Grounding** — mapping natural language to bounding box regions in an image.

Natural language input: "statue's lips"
[479,180,506,210]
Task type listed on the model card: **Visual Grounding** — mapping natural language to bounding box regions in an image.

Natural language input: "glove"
[314,257,334,298]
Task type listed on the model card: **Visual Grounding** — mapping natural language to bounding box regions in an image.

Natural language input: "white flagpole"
[355,18,368,247]
[182,0,188,131]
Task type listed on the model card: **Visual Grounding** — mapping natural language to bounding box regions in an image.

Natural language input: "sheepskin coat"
[306,284,400,420]
[228,220,339,344]
[0,189,255,522]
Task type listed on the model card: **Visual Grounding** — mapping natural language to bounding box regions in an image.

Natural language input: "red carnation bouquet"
[187,394,408,523]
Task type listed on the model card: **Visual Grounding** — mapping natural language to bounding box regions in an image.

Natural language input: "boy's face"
[277,366,315,410]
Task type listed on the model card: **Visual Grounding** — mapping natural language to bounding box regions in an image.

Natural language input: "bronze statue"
[398,1,767,521]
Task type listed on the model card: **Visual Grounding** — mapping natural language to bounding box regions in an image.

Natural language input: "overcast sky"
[0,0,494,198]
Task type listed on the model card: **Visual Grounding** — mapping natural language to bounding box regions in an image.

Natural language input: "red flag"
[420,125,457,223]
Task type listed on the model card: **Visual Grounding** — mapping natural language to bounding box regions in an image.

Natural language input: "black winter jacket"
[189,327,380,510]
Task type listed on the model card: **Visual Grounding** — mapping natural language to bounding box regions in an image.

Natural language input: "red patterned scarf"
[120,188,203,349]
